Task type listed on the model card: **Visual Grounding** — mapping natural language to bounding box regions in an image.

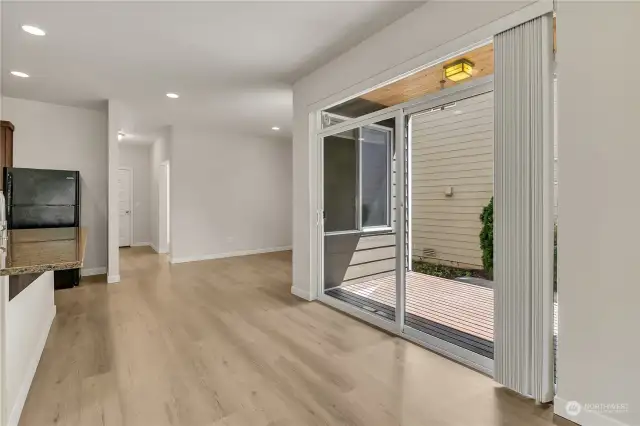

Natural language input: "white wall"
[2,97,108,272]
[119,144,151,245]
[170,127,292,262]
[555,2,640,425]
[292,0,535,299]
[6,271,55,426]
[150,127,170,252]
[0,8,6,425]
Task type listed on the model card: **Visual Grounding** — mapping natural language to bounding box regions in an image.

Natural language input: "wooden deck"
[329,271,559,359]
[341,272,494,340]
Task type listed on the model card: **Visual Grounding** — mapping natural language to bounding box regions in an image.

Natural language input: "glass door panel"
[361,127,391,229]
[323,128,359,233]
[323,118,398,322]
[404,91,495,362]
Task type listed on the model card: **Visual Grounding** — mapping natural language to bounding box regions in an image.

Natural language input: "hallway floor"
[19,247,573,426]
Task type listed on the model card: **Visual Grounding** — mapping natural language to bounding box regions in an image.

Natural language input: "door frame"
[118,167,134,247]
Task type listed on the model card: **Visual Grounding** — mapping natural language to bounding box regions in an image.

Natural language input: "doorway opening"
[118,142,166,279]
[402,88,495,365]
[118,167,133,248]
[158,160,170,254]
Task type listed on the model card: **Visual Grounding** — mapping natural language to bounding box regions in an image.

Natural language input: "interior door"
[118,168,132,247]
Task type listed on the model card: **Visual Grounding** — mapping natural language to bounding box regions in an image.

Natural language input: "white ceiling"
[1,1,423,138]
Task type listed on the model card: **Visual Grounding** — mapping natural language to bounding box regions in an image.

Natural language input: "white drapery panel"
[493,14,555,403]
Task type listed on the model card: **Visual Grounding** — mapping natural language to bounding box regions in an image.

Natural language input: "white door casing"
[118,168,133,247]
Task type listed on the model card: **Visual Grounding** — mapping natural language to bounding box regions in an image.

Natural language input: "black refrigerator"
[4,167,81,288]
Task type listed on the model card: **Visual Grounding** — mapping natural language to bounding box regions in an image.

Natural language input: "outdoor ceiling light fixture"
[444,59,474,82]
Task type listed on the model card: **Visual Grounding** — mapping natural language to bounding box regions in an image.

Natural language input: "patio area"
[326,271,559,360]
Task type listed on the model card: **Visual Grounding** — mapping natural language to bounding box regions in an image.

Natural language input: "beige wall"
[169,127,292,263]
[555,2,640,424]
[411,91,493,269]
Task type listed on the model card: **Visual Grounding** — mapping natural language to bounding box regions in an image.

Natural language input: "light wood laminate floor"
[19,247,573,426]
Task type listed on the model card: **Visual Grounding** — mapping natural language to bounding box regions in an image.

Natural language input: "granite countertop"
[0,227,87,276]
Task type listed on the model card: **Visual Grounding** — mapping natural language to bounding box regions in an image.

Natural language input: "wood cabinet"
[0,121,14,190]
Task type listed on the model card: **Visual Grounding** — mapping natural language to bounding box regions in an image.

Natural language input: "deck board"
[337,272,559,344]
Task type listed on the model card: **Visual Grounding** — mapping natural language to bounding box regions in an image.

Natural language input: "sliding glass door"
[320,116,400,325]
[402,87,494,371]
[318,81,495,372]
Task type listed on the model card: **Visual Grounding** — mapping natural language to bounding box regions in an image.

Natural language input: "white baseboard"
[291,286,313,301]
[150,243,160,253]
[8,306,56,426]
[81,267,107,277]
[107,274,121,284]
[170,246,292,264]
[131,242,151,247]
[555,396,630,426]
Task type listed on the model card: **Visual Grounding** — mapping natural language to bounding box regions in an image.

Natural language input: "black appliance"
[4,167,81,289]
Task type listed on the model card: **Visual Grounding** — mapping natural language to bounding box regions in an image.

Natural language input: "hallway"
[18,248,570,426]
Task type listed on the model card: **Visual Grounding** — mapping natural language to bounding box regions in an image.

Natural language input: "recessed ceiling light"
[22,25,46,36]
[272,126,280,131]
[453,110,463,115]
[166,93,179,99]
[11,71,29,78]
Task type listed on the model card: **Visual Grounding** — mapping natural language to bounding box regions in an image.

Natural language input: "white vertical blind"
[493,14,555,403]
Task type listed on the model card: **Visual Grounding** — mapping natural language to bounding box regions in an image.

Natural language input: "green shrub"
[477,197,558,288]
[413,261,472,280]
[479,197,494,277]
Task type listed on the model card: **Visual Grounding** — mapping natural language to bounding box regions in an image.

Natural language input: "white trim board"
[81,267,107,277]
[107,275,121,284]
[170,246,292,264]
[7,306,56,426]
[291,286,313,301]
[554,397,630,426]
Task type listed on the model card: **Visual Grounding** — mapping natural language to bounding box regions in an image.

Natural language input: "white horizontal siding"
[350,246,395,264]
[355,233,395,250]
[344,258,395,281]
[411,91,494,269]
[339,233,397,284]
